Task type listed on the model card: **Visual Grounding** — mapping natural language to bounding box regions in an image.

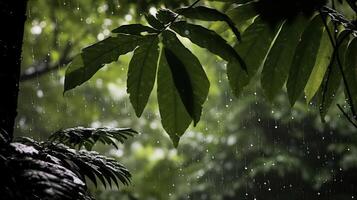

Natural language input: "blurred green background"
[18,0,357,199]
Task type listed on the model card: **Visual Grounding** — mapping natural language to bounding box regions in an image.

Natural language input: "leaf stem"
[158,0,201,34]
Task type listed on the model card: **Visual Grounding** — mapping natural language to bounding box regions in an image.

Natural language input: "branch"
[321,6,357,35]
[20,42,73,82]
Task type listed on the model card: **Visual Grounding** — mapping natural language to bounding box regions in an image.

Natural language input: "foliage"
[0,126,135,200]
[64,1,246,146]
[17,0,357,199]
[64,0,357,146]
[50,126,137,150]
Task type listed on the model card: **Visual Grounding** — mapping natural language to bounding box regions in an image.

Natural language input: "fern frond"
[49,127,138,150]
[0,132,134,200]
[44,143,131,189]
[0,142,92,200]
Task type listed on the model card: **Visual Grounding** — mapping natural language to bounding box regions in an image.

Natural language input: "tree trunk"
[0,1,28,140]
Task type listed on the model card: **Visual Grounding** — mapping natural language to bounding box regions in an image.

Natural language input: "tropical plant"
[0,127,137,200]
[1,1,142,199]
[64,0,357,147]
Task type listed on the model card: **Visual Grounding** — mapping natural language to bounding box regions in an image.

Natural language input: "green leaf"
[227,17,281,97]
[111,24,158,35]
[344,37,357,114]
[162,30,210,125]
[286,15,325,106]
[164,48,194,120]
[145,14,164,30]
[304,22,334,102]
[176,6,241,40]
[226,1,258,32]
[156,8,178,24]
[157,48,192,147]
[64,35,143,92]
[261,15,309,101]
[170,21,246,71]
[318,31,350,121]
[127,35,160,117]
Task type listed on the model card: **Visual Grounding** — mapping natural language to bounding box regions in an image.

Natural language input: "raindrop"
[31,25,42,35]
[149,7,157,15]
[124,14,133,21]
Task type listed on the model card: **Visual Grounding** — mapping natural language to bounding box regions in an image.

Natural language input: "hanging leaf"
[304,21,334,102]
[111,24,158,35]
[318,30,351,121]
[226,1,258,32]
[162,30,210,126]
[287,15,325,106]
[156,8,178,24]
[64,34,143,92]
[157,48,192,147]
[127,35,160,117]
[170,21,246,71]
[227,17,280,97]
[343,37,357,115]
[261,15,309,101]
[164,48,194,119]
[176,6,241,40]
[145,14,165,30]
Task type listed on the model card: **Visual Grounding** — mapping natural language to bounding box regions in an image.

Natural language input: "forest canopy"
[2,0,356,199]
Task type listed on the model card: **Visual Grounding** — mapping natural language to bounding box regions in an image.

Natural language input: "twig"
[20,42,73,82]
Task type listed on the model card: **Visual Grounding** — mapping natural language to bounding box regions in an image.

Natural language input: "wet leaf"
[261,15,309,101]
[64,35,143,92]
[171,21,246,71]
[127,35,160,117]
[227,17,280,97]
[304,21,333,102]
[162,30,210,126]
[157,48,191,147]
[111,24,158,35]
[176,6,241,40]
[287,15,325,106]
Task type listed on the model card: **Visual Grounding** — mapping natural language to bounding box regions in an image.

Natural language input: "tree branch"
[20,42,73,82]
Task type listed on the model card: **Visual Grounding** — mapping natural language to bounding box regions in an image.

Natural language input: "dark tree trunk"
[0,1,28,140]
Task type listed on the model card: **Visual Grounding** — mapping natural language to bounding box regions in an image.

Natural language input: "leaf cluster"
[216,0,357,125]
[0,126,136,200]
[64,0,357,146]
[64,4,245,147]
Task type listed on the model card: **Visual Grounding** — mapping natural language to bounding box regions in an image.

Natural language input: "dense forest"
[1,0,357,199]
